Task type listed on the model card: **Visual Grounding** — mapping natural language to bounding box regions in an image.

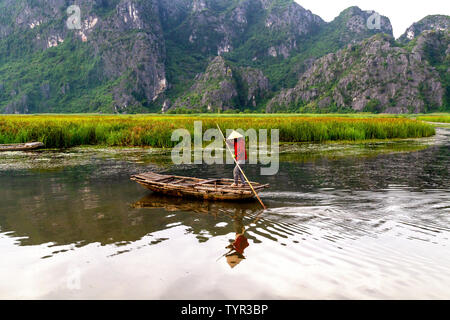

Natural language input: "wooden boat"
[0,142,44,152]
[131,171,269,201]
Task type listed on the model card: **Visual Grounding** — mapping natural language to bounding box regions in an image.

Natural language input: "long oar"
[216,124,267,210]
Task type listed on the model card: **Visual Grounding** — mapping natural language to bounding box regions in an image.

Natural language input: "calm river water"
[0,128,449,299]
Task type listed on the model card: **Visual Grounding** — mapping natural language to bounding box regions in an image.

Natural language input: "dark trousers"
[233,164,246,185]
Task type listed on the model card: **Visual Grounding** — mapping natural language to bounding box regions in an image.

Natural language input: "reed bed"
[0,115,435,148]
[417,115,450,123]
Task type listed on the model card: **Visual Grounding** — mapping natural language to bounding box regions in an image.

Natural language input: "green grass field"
[0,114,438,148]
[416,115,450,123]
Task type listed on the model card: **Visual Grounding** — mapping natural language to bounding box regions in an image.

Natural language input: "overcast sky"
[295,0,450,38]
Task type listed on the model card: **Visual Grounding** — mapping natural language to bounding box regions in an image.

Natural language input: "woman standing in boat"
[226,131,248,187]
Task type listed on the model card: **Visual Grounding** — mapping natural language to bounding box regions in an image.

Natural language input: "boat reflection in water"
[133,193,262,268]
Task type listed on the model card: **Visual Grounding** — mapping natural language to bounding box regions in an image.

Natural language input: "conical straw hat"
[226,130,244,140]
[226,254,244,268]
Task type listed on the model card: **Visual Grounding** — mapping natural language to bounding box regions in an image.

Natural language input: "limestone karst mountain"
[0,0,448,113]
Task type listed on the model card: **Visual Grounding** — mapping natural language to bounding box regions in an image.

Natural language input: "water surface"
[0,128,449,299]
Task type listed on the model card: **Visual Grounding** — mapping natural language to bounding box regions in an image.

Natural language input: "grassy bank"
[416,115,450,123]
[0,115,436,148]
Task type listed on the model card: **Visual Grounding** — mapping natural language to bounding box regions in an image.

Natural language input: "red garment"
[234,138,247,162]
[232,235,249,254]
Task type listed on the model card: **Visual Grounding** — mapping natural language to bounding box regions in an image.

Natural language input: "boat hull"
[131,172,269,201]
[0,142,44,152]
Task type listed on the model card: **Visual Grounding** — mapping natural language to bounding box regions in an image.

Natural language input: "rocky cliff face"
[0,0,167,113]
[171,56,269,111]
[162,1,396,111]
[100,0,167,111]
[0,0,447,114]
[261,0,324,58]
[399,15,450,42]
[267,32,448,113]
[0,0,329,113]
[164,0,324,58]
[319,6,393,47]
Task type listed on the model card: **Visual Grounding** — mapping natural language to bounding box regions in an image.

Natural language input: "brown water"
[0,128,449,299]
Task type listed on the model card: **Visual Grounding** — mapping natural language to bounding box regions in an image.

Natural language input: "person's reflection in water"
[134,193,261,269]
[224,209,249,269]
